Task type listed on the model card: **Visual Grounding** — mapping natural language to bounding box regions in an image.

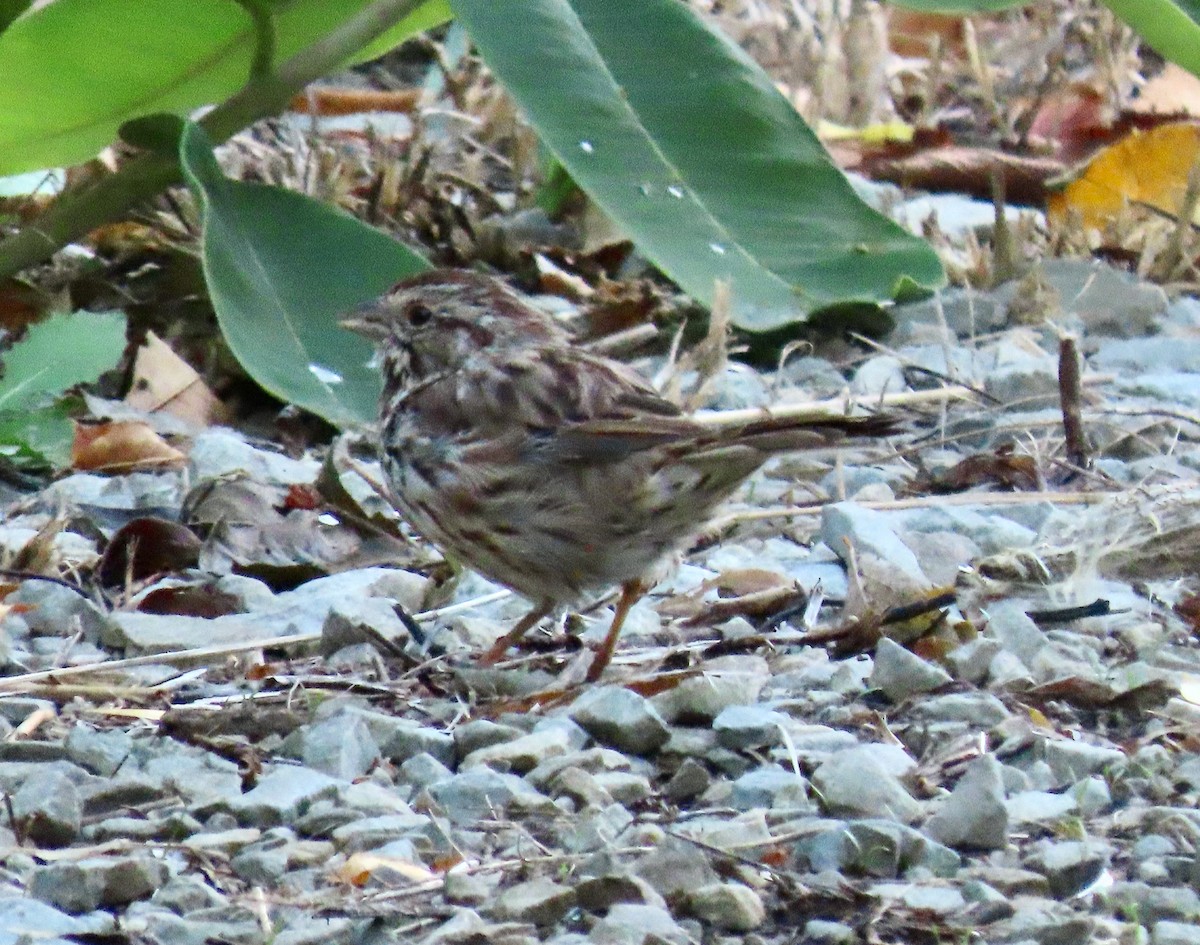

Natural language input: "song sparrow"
[343,269,895,680]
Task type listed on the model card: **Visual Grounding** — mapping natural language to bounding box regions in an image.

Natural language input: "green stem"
[232,0,278,81]
[0,0,431,283]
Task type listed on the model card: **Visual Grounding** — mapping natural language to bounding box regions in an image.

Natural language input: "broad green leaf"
[0,402,76,469]
[0,0,450,175]
[888,1,1029,11]
[0,310,125,412]
[0,0,31,35]
[453,0,944,330]
[1100,1,1200,78]
[178,121,428,428]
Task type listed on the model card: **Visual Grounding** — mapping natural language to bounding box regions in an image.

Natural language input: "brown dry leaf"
[867,145,1064,204]
[0,278,52,332]
[126,332,229,426]
[97,517,202,587]
[658,567,798,624]
[1047,121,1200,231]
[335,852,440,887]
[72,420,186,472]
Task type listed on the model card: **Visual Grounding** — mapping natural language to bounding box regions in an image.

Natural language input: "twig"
[1058,334,1089,470]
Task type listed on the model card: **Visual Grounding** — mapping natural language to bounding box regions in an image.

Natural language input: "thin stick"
[1058,334,1089,470]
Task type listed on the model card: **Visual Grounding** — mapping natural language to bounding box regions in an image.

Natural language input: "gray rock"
[987,602,1048,665]
[64,724,132,777]
[1154,921,1200,945]
[12,768,82,847]
[1005,790,1078,825]
[452,719,525,758]
[105,611,262,653]
[851,355,907,397]
[28,856,169,913]
[801,918,858,944]
[730,766,811,811]
[396,752,453,790]
[292,713,380,780]
[330,813,435,853]
[651,655,769,723]
[319,597,413,655]
[1024,840,1109,898]
[1110,883,1200,925]
[575,874,665,912]
[9,581,111,643]
[908,691,1010,727]
[562,801,635,853]
[490,878,576,925]
[869,638,952,701]
[924,755,1008,851]
[568,686,669,755]
[821,503,930,587]
[634,838,720,899]
[685,882,765,931]
[591,903,689,945]
[461,728,572,774]
[592,771,651,805]
[982,895,1094,945]
[1042,739,1125,785]
[443,871,499,906]
[188,429,319,484]
[222,765,341,827]
[426,768,550,825]
[664,758,711,802]
[712,705,791,750]
[373,716,455,767]
[812,746,922,822]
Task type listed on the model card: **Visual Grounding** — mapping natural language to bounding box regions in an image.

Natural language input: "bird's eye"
[406,304,434,327]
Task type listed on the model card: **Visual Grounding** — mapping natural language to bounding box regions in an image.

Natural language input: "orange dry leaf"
[1048,121,1200,231]
[72,420,186,472]
[334,852,439,887]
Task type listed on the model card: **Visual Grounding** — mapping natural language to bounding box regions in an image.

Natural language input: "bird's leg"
[479,599,556,665]
[586,579,648,682]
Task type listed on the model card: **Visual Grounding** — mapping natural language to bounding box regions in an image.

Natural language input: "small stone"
[812,747,922,822]
[426,769,551,825]
[635,838,720,899]
[924,755,1008,851]
[28,855,169,912]
[64,724,133,777]
[651,655,769,723]
[12,768,82,848]
[591,903,689,945]
[1005,789,1077,825]
[869,638,952,701]
[1042,739,1126,786]
[1024,840,1109,898]
[222,766,341,827]
[1153,920,1200,945]
[801,918,858,944]
[730,766,811,811]
[452,720,525,758]
[568,686,669,755]
[575,874,665,912]
[664,758,711,802]
[712,705,791,750]
[986,602,1047,665]
[686,882,765,931]
[460,728,572,774]
[293,714,380,780]
[490,878,576,925]
[319,597,412,655]
[396,753,453,791]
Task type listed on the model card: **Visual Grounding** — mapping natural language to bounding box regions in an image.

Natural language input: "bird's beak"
[339,299,389,341]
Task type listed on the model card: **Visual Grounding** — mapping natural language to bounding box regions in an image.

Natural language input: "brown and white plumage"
[344,268,894,678]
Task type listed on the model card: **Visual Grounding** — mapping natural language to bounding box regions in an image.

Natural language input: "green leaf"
[887,1,1029,11]
[1100,0,1200,78]
[0,309,126,412]
[0,401,75,469]
[178,121,428,428]
[0,0,31,35]
[0,0,451,175]
[453,0,944,330]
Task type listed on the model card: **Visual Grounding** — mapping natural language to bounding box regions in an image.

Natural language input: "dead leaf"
[908,448,1040,494]
[126,331,229,426]
[1047,121,1200,232]
[865,145,1064,204]
[97,517,202,587]
[335,852,440,887]
[72,420,186,472]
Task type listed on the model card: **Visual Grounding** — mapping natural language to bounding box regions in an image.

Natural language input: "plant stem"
[0,0,433,283]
